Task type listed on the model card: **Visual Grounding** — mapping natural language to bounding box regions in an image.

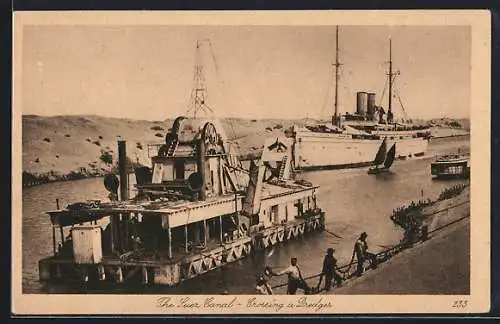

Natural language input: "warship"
[290,26,431,171]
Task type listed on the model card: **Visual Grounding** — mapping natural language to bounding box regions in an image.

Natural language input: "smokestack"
[367,93,376,119]
[197,140,207,201]
[118,140,129,201]
[356,92,368,116]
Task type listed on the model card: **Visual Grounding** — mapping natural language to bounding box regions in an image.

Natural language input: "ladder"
[278,155,288,180]
[166,138,178,156]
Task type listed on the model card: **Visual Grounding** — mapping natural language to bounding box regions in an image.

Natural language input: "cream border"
[12,10,491,315]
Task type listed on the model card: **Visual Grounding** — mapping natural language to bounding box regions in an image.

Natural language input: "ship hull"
[430,156,470,179]
[293,131,428,170]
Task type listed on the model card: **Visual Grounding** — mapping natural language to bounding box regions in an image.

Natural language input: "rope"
[269,201,470,291]
[337,246,357,275]
[323,228,343,239]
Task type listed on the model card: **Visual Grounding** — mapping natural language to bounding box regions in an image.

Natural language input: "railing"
[136,180,190,190]
[147,144,163,158]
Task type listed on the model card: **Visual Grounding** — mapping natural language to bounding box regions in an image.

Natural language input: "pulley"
[187,172,203,192]
[104,173,119,194]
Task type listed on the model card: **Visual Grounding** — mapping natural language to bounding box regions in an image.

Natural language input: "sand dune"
[21,114,469,185]
[22,115,309,183]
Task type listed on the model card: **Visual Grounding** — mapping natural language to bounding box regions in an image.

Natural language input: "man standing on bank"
[355,232,378,277]
[321,248,344,291]
[271,257,311,295]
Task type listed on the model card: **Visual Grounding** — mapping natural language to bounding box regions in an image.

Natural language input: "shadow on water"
[373,171,398,181]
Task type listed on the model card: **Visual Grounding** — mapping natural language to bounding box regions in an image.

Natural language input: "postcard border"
[12,10,491,315]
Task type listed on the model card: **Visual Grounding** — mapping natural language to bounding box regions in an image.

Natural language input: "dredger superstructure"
[38,117,325,287]
[38,39,327,287]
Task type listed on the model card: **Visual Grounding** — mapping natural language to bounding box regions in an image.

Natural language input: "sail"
[373,138,387,165]
[384,144,396,169]
[242,159,266,215]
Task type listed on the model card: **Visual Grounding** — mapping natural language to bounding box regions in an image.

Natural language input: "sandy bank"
[330,218,469,294]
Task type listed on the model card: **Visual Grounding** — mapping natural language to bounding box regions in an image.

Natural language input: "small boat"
[368,138,396,174]
[431,151,470,179]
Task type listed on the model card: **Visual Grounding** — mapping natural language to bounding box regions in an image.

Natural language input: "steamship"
[290,27,431,170]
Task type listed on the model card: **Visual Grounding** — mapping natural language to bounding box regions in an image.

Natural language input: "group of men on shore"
[256,232,378,295]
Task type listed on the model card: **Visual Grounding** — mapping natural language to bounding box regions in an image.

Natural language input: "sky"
[21,25,471,120]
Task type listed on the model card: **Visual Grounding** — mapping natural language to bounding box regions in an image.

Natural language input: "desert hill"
[21,114,469,186]
[21,115,312,184]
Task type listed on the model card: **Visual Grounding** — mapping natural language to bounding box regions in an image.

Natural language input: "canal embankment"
[328,185,471,294]
[266,184,470,295]
[331,218,469,294]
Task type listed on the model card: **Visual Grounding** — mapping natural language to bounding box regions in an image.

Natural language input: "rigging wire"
[205,39,239,141]
[395,88,409,121]
[378,72,399,116]
[320,31,345,122]
[378,76,388,107]
[184,39,242,149]
[338,64,349,117]
[391,77,411,122]
[330,61,352,119]
[318,62,336,120]
[208,40,220,76]
[183,46,201,118]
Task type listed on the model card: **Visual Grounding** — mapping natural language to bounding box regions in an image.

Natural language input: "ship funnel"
[356,92,368,117]
[118,140,129,201]
[367,93,376,120]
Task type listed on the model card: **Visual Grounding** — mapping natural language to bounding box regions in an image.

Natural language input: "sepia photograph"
[12,10,490,314]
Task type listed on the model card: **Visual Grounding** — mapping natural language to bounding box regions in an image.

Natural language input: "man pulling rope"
[269,257,311,295]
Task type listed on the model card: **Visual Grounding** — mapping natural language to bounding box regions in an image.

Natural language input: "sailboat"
[368,138,396,174]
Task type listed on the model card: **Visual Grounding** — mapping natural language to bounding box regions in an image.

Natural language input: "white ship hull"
[293,130,428,170]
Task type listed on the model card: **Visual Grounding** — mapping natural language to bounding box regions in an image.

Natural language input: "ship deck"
[47,180,318,227]
[434,155,470,164]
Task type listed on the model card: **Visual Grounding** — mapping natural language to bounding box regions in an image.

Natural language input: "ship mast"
[387,38,395,123]
[332,26,341,127]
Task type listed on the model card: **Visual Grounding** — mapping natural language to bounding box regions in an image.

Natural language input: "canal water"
[21,136,470,294]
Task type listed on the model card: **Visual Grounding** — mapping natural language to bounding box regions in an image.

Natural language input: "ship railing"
[136,180,191,191]
[147,144,163,157]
